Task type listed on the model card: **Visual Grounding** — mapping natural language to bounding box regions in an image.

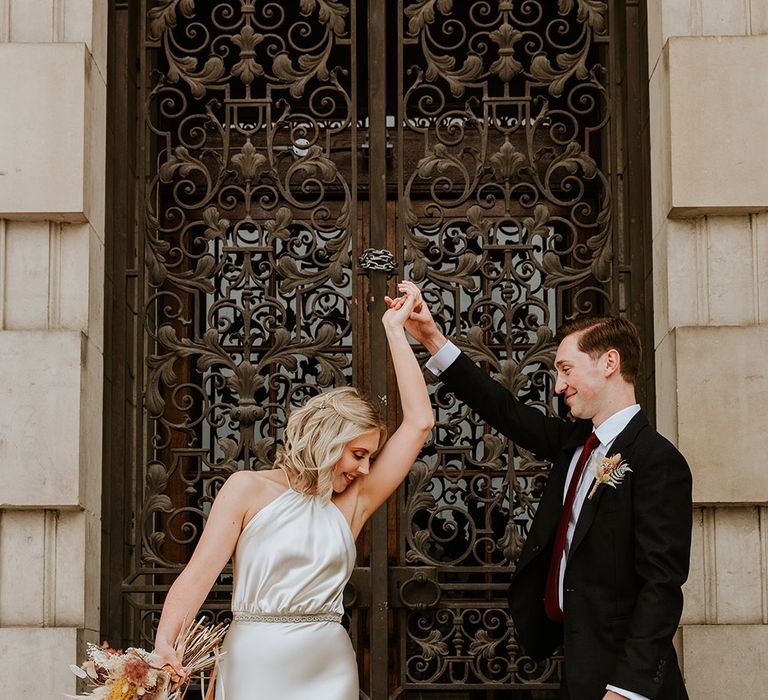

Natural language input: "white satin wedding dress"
[215,479,358,699]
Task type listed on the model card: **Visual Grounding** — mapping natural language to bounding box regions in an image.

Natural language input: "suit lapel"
[532,456,567,537]
[567,411,648,562]
[524,420,593,552]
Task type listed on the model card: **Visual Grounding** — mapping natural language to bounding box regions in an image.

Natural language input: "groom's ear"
[603,348,621,378]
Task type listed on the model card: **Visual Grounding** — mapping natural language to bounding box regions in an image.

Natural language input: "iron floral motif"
[400,0,614,688]
[405,607,560,684]
[141,0,355,569]
[402,0,612,311]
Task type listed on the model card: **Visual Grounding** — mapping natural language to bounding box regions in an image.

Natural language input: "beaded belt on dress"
[232,611,342,624]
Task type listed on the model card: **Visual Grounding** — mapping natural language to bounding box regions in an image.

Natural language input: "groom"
[388,294,692,700]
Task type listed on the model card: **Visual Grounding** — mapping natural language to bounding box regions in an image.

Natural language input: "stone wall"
[1,1,766,697]
[647,1,768,697]
[0,1,106,697]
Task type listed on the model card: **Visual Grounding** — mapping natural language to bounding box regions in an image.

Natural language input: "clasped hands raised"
[382,280,422,330]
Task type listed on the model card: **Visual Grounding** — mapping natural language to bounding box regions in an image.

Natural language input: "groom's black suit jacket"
[440,352,692,700]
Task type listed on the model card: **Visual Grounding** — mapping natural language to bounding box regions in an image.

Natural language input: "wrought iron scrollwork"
[397,570,441,611]
[405,607,559,685]
[132,0,358,646]
[128,1,636,696]
[396,0,618,691]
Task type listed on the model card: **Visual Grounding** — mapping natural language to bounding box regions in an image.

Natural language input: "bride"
[152,281,433,699]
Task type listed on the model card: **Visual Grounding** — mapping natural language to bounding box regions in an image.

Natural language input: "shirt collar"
[593,404,641,448]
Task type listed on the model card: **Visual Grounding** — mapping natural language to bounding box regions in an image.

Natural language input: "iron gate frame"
[102,1,654,698]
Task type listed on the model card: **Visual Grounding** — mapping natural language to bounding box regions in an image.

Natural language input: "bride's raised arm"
[353,281,434,525]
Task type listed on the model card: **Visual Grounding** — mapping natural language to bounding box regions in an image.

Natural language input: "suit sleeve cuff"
[606,684,650,700]
[425,340,460,376]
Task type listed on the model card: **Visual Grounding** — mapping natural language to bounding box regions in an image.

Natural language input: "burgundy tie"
[544,431,601,622]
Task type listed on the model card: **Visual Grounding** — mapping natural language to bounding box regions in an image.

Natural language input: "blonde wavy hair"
[275,387,385,504]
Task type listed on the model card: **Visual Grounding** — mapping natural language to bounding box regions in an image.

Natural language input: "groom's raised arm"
[428,342,574,463]
[385,289,578,461]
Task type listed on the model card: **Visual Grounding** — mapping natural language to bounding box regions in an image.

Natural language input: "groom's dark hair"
[556,316,642,385]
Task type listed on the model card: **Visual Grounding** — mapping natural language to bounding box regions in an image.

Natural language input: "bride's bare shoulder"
[222,469,291,526]
[221,469,288,500]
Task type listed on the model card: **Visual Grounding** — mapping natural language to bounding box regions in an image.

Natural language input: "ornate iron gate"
[104,1,652,698]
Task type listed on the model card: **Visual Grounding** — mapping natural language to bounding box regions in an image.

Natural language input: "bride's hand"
[153,641,188,687]
[383,281,421,330]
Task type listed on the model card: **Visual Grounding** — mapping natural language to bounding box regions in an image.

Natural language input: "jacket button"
[532,544,541,553]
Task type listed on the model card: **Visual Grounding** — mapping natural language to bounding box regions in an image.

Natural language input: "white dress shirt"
[427,341,648,700]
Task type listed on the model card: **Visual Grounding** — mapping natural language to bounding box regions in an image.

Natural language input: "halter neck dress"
[215,479,357,699]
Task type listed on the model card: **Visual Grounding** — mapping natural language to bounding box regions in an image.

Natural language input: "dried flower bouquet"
[69,619,228,700]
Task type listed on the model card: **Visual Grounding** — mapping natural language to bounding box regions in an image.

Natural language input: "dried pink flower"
[123,655,151,686]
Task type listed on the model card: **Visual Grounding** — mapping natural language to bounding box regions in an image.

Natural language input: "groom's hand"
[384,283,447,354]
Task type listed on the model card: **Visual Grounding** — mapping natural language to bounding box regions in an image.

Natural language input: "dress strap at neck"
[276,465,294,491]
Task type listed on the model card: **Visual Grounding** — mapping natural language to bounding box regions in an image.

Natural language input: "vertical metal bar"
[348,0,367,690]
[104,0,140,648]
[395,5,406,694]
[136,0,150,648]
[622,0,655,420]
[608,0,623,318]
[367,0,389,697]
[350,0,359,388]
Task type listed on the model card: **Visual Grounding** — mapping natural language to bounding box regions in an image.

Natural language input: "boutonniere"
[587,453,632,499]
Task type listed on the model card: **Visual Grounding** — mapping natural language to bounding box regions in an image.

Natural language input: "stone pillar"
[0,2,106,698]
[647,2,768,697]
